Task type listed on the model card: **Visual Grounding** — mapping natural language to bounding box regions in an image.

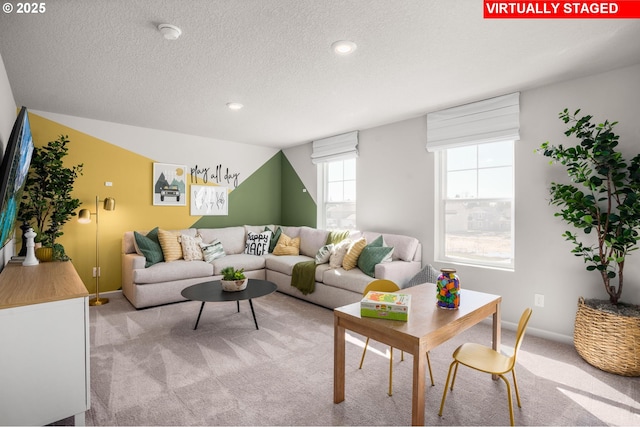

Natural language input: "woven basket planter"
[574,297,640,376]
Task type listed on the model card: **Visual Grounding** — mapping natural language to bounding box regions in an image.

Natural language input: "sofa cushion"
[298,227,329,257]
[368,235,385,247]
[326,230,351,244]
[200,240,225,262]
[198,226,246,254]
[181,234,204,261]
[329,239,351,268]
[134,227,164,267]
[244,224,275,235]
[273,233,301,256]
[315,244,334,264]
[134,259,213,284]
[358,245,394,277]
[158,229,183,262]
[264,253,314,276]
[403,264,440,288]
[281,226,301,238]
[244,230,271,256]
[315,263,332,282]
[342,237,367,270]
[362,232,419,262]
[322,268,372,295]
[265,226,282,253]
[210,253,266,275]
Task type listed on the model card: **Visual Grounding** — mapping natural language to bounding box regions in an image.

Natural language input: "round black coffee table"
[181,279,277,330]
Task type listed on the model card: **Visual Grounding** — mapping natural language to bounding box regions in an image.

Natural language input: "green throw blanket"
[290,230,351,295]
[291,260,317,295]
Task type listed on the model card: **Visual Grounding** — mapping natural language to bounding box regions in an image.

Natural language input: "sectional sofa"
[121,225,422,309]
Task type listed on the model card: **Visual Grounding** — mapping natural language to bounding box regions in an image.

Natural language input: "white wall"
[32,110,280,188]
[283,143,316,201]
[289,63,640,341]
[0,52,17,266]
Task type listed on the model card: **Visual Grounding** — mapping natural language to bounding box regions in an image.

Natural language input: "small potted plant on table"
[220,266,248,292]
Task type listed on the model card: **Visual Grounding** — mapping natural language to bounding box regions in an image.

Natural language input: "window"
[436,140,514,269]
[319,158,356,230]
[311,131,358,230]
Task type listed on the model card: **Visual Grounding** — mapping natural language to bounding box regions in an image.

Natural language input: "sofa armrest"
[122,253,146,300]
[374,261,421,287]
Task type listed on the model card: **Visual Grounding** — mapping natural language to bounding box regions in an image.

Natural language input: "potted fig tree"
[18,135,83,261]
[539,108,640,376]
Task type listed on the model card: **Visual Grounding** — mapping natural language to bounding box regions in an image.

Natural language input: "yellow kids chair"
[358,279,435,396]
[438,307,533,426]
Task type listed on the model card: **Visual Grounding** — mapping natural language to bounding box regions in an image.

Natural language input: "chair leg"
[358,337,370,369]
[498,374,515,426]
[450,360,460,390]
[511,368,522,408]
[426,351,435,386]
[401,350,404,361]
[388,347,394,396]
[438,360,457,416]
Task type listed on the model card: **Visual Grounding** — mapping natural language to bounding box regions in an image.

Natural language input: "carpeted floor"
[77,291,639,426]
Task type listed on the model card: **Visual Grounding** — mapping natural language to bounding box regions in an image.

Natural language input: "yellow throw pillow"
[273,233,301,256]
[342,237,367,270]
[158,229,183,262]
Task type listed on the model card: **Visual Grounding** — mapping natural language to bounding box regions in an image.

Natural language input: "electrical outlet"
[534,294,545,307]
[92,267,101,278]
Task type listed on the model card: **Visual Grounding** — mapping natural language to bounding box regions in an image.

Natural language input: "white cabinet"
[0,261,90,426]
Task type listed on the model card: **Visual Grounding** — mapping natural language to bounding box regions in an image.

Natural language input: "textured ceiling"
[1,1,639,148]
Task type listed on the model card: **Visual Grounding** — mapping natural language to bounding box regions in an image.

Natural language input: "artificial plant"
[18,134,83,260]
[539,109,640,305]
[221,266,246,281]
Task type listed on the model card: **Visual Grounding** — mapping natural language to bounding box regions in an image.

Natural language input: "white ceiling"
[1,1,639,149]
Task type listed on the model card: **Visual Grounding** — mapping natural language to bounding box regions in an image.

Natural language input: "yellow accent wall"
[27,113,200,294]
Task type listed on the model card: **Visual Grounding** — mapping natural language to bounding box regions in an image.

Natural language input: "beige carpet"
[76,291,639,426]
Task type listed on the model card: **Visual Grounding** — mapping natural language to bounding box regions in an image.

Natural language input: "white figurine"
[22,228,39,266]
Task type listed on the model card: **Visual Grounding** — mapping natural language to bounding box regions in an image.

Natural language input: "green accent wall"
[192,152,283,228]
[191,151,317,228]
[280,153,316,227]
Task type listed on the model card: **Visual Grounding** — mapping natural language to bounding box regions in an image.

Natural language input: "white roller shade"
[311,131,358,164]
[426,92,520,152]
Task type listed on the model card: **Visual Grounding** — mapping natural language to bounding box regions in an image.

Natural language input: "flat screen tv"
[0,107,34,250]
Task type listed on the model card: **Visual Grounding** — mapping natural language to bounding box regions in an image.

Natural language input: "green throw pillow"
[326,230,351,245]
[134,227,164,268]
[358,246,394,277]
[368,235,384,247]
[265,226,282,253]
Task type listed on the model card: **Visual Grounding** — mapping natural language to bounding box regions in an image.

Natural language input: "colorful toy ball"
[436,268,460,309]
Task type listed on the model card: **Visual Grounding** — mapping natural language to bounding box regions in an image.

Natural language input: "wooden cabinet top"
[0,261,88,309]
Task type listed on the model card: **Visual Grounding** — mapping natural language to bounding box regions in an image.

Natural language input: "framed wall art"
[190,185,228,216]
[153,163,187,206]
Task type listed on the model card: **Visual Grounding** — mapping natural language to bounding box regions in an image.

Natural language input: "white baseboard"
[481,318,573,345]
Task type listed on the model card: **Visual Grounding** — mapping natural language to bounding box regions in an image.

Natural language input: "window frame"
[317,158,356,230]
[435,140,515,270]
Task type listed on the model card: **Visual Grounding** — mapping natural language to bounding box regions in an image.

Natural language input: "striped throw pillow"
[158,229,183,262]
[342,237,367,270]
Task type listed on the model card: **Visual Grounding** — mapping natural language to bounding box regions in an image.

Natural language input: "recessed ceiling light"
[158,24,182,40]
[226,102,243,111]
[331,40,357,55]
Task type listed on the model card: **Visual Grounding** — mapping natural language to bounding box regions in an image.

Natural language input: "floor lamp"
[78,195,116,306]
